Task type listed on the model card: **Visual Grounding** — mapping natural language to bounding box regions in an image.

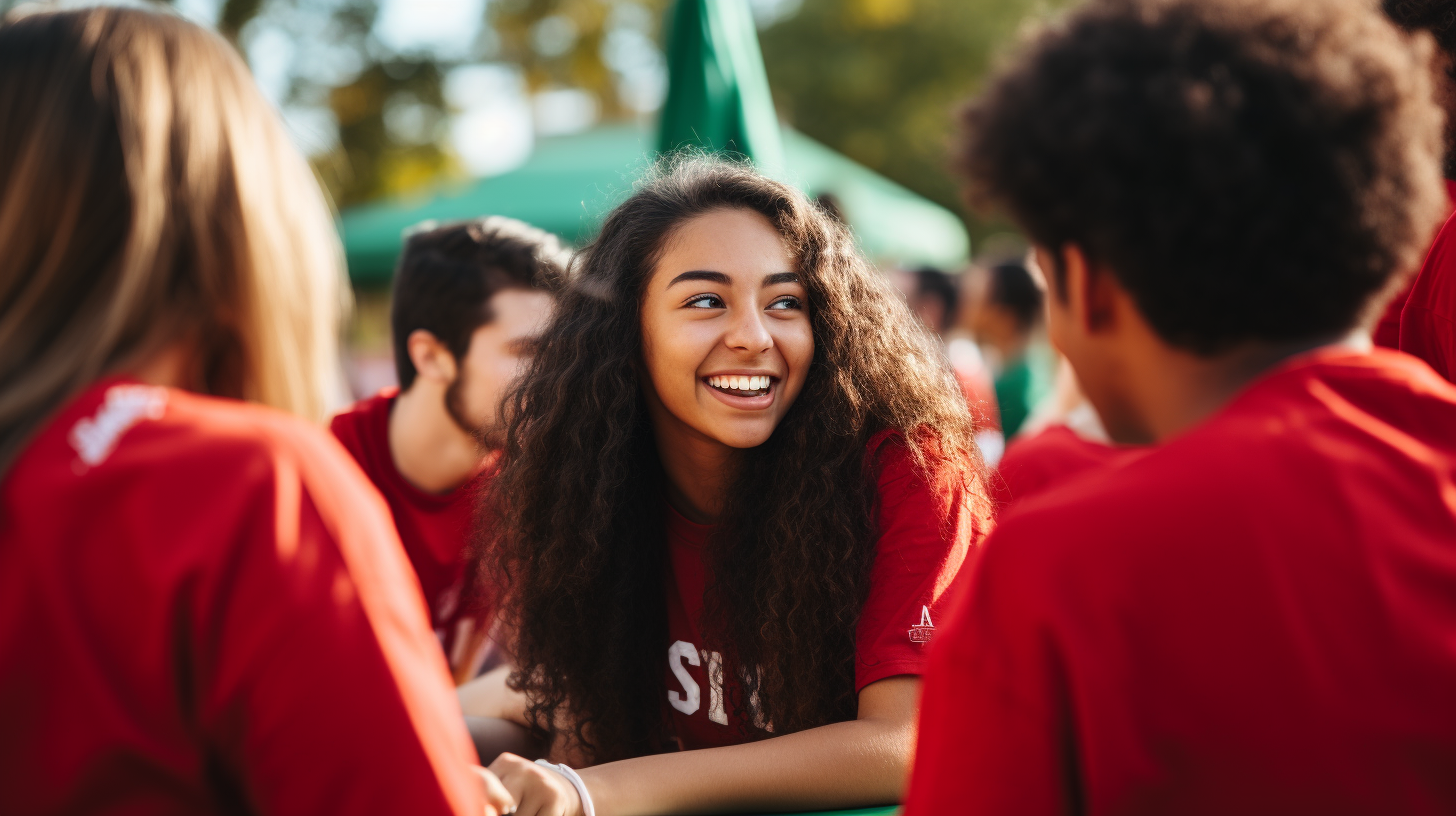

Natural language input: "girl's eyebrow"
[667,270,729,286]
[763,272,799,286]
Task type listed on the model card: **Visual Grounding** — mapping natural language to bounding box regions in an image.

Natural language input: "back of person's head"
[986,260,1045,334]
[0,7,344,472]
[959,0,1447,355]
[390,217,570,390]
[1383,0,1456,175]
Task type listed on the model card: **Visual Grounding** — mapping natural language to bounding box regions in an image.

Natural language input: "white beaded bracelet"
[534,759,596,816]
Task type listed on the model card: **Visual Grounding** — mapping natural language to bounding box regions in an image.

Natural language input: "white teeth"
[707,375,771,391]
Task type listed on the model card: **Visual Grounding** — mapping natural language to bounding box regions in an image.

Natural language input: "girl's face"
[640,207,814,450]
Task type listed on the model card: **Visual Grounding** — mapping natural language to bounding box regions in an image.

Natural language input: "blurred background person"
[962,257,1054,438]
[1392,0,1456,377]
[893,265,1004,462]
[0,7,507,814]
[331,216,566,688]
[995,356,1144,511]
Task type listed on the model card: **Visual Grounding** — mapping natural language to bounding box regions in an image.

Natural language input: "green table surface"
[737,808,897,816]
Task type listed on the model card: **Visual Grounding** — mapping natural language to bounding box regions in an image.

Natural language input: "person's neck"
[1118,331,1366,444]
[647,406,740,525]
[388,384,485,495]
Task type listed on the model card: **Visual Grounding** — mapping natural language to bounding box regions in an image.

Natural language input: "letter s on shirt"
[667,640,700,715]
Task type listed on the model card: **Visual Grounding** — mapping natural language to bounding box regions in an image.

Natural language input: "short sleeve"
[902,517,1076,816]
[1400,304,1455,383]
[195,430,484,816]
[1400,210,1456,384]
[853,436,985,691]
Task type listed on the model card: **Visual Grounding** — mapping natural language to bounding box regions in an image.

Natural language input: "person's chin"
[703,421,778,450]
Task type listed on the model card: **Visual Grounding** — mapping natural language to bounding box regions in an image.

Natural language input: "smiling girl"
[472,159,992,815]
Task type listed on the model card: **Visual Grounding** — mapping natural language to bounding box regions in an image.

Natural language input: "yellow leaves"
[850,0,915,29]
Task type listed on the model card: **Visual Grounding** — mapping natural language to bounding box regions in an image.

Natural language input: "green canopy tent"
[338,0,969,285]
[656,0,784,174]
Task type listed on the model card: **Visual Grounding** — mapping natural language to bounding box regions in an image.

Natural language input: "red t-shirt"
[0,379,483,816]
[331,390,491,677]
[664,432,988,750]
[994,424,1142,511]
[1400,183,1456,381]
[905,348,1456,816]
[1375,179,1456,349]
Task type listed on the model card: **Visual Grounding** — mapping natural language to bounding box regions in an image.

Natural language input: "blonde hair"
[0,7,347,473]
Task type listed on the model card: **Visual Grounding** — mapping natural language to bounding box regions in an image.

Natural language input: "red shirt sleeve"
[853,435,986,691]
[1401,210,1456,384]
[194,414,484,815]
[1400,305,1455,383]
[903,515,1073,816]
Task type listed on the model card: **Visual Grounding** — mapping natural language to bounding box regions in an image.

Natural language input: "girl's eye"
[766,296,802,311]
[684,294,725,309]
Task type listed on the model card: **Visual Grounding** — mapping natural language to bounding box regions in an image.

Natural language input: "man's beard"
[444,373,503,450]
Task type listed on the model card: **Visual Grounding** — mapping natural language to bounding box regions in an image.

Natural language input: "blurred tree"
[319,57,456,207]
[240,0,459,209]
[490,0,670,118]
[218,0,264,42]
[759,0,1072,245]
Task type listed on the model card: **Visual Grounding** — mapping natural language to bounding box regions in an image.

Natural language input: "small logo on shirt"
[908,606,934,643]
[69,385,167,468]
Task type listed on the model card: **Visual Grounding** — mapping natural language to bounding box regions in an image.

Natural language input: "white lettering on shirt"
[68,385,167,468]
[667,640,701,715]
[701,649,727,725]
[909,604,934,643]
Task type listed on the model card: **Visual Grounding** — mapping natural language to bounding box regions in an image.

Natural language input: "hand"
[471,765,517,816]
[488,752,584,816]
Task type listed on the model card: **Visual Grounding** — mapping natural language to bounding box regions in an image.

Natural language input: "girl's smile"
[702,372,778,408]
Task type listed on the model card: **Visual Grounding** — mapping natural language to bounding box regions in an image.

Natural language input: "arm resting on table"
[579,675,919,816]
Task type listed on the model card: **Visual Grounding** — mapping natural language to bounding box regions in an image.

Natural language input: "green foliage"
[491,0,670,117]
[317,58,458,208]
[759,0,1072,246]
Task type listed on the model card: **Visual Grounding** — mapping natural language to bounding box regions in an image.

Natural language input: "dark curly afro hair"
[958,0,1447,355]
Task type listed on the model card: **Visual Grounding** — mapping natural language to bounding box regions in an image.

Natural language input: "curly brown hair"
[1385,0,1456,55]
[475,157,987,763]
[957,0,1446,355]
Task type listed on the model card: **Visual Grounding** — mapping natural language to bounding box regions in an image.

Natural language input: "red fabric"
[1375,179,1456,349]
[1399,208,1456,380]
[330,391,489,674]
[0,379,483,816]
[1399,182,1456,381]
[1374,279,1415,349]
[955,362,1001,432]
[663,431,986,750]
[905,348,1456,816]
[994,425,1141,510]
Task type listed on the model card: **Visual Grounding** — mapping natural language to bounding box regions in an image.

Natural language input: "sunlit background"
[3,0,1068,407]
[0,0,1063,233]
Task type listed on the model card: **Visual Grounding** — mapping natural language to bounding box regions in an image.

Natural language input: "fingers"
[472,765,517,816]
[486,753,581,816]
[488,753,533,811]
